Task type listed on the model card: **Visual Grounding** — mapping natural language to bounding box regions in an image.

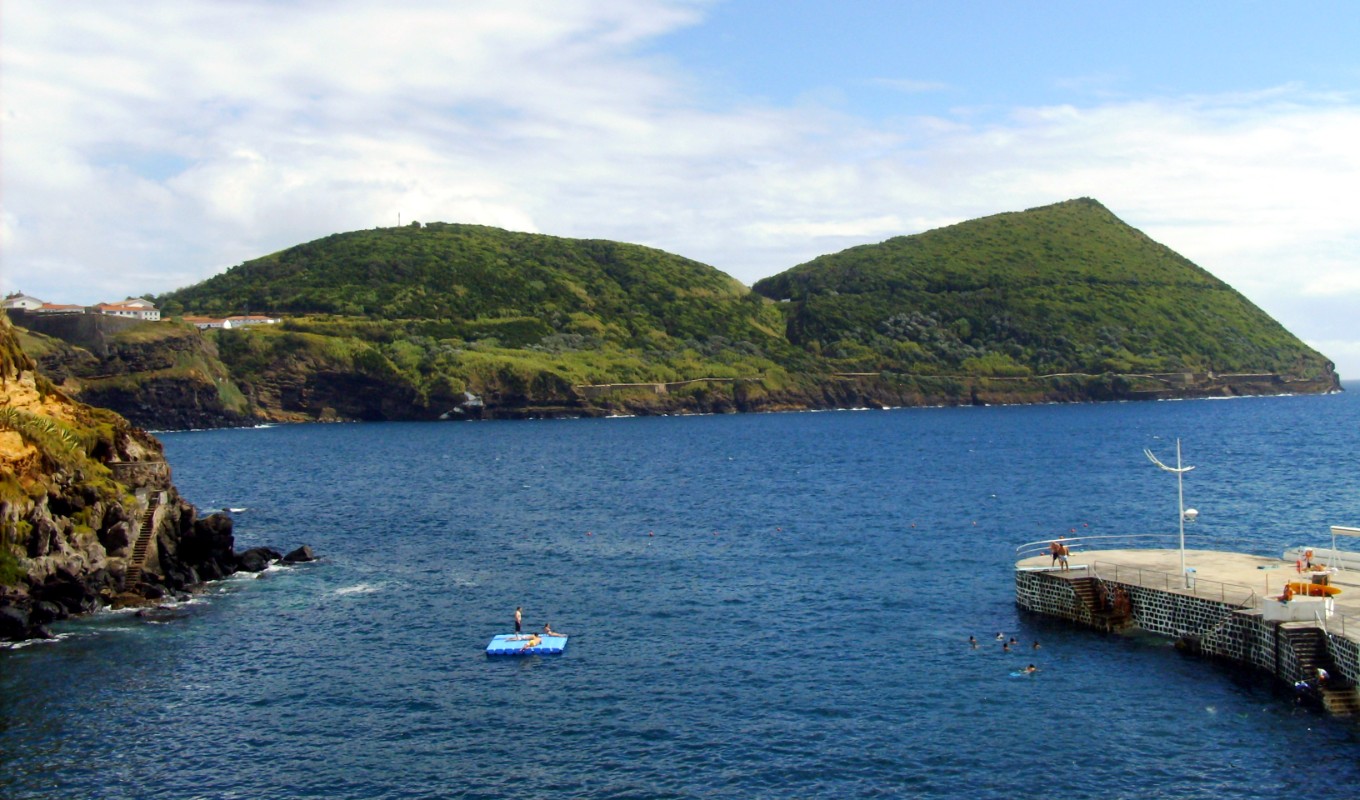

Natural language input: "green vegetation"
[164,222,789,351]
[753,198,1333,378]
[162,224,805,409]
[144,200,1334,418]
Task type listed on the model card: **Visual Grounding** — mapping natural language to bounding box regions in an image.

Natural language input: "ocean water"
[4,388,1360,799]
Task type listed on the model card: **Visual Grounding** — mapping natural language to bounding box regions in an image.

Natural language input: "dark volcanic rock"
[33,570,100,616]
[282,545,316,563]
[236,546,282,573]
[0,606,30,640]
[177,512,237,578]
[28,600,66,626]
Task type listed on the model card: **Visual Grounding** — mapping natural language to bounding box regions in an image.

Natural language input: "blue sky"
[2,1,1358,377]
[662,3,1360,117]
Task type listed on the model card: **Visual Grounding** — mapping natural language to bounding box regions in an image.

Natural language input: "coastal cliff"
[0,313,302,642]
[11,311,250,430]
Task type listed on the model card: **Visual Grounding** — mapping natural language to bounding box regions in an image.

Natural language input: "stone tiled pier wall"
[1016,570,1360,689]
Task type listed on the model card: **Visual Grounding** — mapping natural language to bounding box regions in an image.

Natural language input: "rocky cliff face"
[0,313,300,642]
[11,313,251,430]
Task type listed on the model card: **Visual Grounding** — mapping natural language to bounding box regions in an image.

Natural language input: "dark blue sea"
[4,388,1360,799]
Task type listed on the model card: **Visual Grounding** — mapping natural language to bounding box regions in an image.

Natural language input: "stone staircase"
[1071,577,1133,631]
[1282,626,1328,678]
[123,492,162,587]
[1322,686,1360,717]
[1282,625,1360,717]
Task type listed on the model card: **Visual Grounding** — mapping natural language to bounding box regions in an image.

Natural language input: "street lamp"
[1145,439,1196,587]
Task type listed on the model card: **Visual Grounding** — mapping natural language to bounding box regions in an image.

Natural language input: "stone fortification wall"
[9,310,143,355]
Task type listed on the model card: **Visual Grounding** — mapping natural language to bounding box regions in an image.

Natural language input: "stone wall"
[1015,569,1357,691]
[8,310,144,355]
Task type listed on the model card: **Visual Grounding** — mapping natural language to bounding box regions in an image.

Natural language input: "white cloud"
[2,1,1358,377]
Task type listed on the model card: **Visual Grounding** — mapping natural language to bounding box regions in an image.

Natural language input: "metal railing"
[1014,533,1172,560]
[1313,607,1360,643]
[1091,560,1258,609]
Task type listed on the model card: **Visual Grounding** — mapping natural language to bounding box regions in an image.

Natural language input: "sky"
[2,1,1358,378]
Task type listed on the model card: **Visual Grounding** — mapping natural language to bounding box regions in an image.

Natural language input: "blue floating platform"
[486,633,569,656]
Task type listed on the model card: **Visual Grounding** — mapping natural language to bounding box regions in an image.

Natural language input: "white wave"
[4,632,72,649]
[334,583,380,596]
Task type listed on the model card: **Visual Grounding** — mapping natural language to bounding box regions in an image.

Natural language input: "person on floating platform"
[543,623,563,637]
[515,606,523,634]
[520,634,542,651]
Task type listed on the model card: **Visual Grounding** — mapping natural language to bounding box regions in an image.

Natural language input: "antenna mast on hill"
[1145,439,1197,587]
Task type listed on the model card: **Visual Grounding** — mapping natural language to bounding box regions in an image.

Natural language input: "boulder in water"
[0,606,30,640]
[236,546,282,573]
[282,545,316,563]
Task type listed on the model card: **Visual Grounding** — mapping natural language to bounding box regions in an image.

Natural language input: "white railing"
[1014,533,1172,560]
[1091,560,1258,609]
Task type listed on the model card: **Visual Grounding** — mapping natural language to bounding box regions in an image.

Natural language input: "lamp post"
[1145,439,1196,587]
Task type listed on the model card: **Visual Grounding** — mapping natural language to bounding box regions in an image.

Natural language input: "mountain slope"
[164,222,789,351]
[753,198,1335,380]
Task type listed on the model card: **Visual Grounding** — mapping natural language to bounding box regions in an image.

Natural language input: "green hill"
[129,200,1343,423]
[753,198,1334,380]
[165,222,788,351]
[158,224,807,420]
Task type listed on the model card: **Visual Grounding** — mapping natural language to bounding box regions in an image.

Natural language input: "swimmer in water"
[968,635,977,648]
[1023,664,1037,675]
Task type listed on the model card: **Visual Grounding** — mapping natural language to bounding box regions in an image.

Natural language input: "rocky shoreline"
[0,510,317,642]
[0,313,315,643]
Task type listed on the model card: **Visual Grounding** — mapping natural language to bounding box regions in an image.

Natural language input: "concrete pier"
[1015,547,1360,716]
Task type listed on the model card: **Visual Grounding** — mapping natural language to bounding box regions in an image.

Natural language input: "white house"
[226,315,279,327]
[2,294,45,311]
[94,298,160,321]
[182,316,231,329]
[182,314,280,330]
[36,303,86,314]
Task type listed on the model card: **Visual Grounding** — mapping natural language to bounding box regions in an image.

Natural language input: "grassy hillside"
[164,222,790,354]
[753,198,1333,378]
[159,224,809,418]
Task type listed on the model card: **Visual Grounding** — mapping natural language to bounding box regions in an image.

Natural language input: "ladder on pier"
[123,493,163,587]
